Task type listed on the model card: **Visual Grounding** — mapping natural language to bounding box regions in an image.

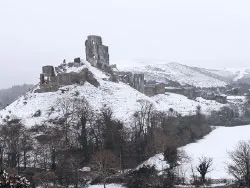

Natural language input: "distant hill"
[121,60,250,86]
[0,84,34,108]
[121,61,229,88]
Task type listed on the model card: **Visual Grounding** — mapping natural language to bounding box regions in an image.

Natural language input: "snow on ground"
[137,153,168,171]
[153,94,224,116]
[0,85,224,128]
[87,184,126,188]
[182,125,250,179]
[122,61,228,88]
[0,80,149,128]
[227,95,246,103]
[141,125,250,180]
[63,60,109,80]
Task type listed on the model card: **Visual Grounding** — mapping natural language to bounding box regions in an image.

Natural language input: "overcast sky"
[0,0,250,89]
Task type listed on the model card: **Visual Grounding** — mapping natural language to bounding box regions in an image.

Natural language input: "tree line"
[0,97,217,187]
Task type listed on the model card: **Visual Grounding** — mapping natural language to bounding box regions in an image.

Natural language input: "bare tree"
[57,98,78,145]
[74,97,93,159]
[93,150,117,188]
[0,119,26,169]
[163,147,189,187]
[228,141,250,187]
[20,132,33,169]
[196,156,213,184]
[133,99,155,162]
[134,99,155,135]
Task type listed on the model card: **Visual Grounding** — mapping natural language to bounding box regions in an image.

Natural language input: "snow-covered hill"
[0,60,224,128]
[121,61,229,88]
[120,60,250,87]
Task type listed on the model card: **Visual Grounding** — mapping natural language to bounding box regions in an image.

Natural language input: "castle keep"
[85,35,109,70]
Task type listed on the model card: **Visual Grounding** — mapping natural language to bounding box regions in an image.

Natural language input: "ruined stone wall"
[119,72,146,93]
[144,85,156,96]
[119,72,133,84]
[131,74,144,93]
[155,83,166,95]
[165,87,196,99]
[37,82,59,93]
[42,66,55,77]
[184,88,195,99]
[215,95,227,104]
[57,73,74,86]
[57,72,86,86]
[35,63,99,93]
[98,45,109,66]
[144,83,165,96]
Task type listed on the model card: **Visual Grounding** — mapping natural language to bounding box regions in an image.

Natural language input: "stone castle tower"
[85,35,109,70]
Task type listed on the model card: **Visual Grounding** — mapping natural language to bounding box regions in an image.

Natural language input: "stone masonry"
[85,35,109,70]
[118,72,145,93]
[35,61,100,93]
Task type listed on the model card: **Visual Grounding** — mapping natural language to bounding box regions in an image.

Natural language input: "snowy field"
[141,125,250,180]
[183,125,250,179]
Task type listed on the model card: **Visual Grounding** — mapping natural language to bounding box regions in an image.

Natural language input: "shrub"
[33,110,41,117]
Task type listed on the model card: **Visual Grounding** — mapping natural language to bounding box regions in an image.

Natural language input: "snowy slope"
[152,94,224,116]
[0,90,224,128]
[0,61,225,128]
[141,125,250,180]
[121,61,228,88]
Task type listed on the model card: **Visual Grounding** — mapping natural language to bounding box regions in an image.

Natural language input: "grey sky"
[0,0,250,89]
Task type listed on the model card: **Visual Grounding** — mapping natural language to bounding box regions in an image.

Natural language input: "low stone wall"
[35,66,99,93]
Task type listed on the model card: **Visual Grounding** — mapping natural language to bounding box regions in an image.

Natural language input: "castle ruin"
[36,35,165,96]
